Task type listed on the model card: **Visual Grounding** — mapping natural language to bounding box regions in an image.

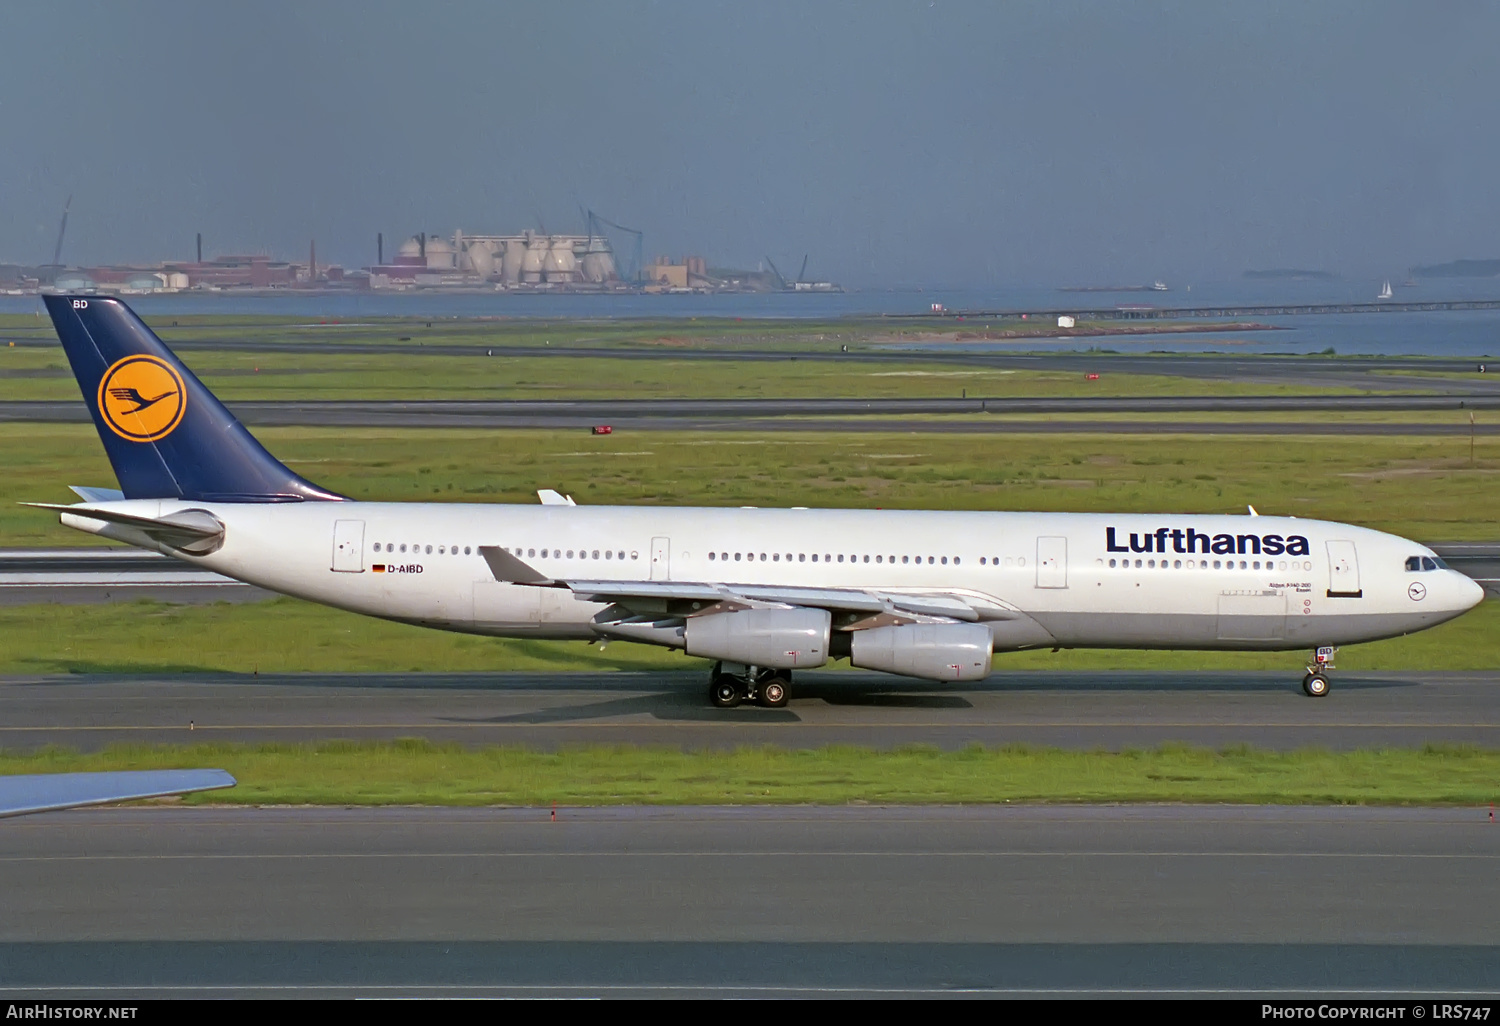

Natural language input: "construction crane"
[797,254,808,286]
[586,210,644,283]
[50,196,72,266]
[765,256,788,290]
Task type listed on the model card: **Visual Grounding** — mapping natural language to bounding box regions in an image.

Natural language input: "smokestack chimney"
[196,233,202,264]
[377,232,383,265]
[310,239,317,282]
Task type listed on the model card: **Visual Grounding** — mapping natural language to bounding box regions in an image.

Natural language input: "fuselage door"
[332,519,365,573]
[1036,536,1068,589]
[1326,540,1362,598]
[650,536,671,582]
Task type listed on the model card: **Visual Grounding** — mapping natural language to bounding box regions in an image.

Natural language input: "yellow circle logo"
[97,355,187,442]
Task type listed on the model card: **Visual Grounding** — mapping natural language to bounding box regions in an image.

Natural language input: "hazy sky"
[2,1,1497,286]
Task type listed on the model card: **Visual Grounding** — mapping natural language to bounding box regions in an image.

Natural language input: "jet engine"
[849,623,993,681]
[683,608,831,669]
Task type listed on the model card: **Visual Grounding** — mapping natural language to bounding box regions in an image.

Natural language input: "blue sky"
[2,1,1496,285]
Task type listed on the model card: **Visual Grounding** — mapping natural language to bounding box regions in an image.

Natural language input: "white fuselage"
[63,499,1484,656]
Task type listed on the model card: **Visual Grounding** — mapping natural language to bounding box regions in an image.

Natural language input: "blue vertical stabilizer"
[43,295,342,502]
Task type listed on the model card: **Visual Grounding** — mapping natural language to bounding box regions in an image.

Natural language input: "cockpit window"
[1406,555,1448,572]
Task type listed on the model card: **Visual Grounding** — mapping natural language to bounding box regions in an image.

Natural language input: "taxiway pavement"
[4,668,1499,752]
[5,393,1500,434]
[1,805,1496,997]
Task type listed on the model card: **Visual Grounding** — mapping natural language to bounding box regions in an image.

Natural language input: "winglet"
[1247,505,1259,517]
[478,545,554,585]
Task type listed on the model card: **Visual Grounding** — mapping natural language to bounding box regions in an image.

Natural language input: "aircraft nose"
[1452,571,1486,612]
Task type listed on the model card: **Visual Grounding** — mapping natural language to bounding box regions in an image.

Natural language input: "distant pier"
[903,299,1500,320]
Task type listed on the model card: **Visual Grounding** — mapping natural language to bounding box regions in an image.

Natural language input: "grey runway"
[2,805,1497,996]
[5,396,1500,433]
[5,668,1500,751]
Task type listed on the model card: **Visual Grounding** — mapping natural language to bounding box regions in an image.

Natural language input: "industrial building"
[367,230,623,290]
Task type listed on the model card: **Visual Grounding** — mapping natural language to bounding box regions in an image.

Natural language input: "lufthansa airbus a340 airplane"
[31,295,1484,707]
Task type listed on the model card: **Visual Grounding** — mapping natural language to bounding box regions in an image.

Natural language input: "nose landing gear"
[707,662,792,708]
[1301,646,1336,697]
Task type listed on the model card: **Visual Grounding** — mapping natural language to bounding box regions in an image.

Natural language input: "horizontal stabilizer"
[0,769,236,819]
[537,489,576,506]
[69,486,125,503]
[25,503,225,554]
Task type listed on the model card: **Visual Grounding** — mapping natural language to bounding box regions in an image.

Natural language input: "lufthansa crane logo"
[97,355,186,442]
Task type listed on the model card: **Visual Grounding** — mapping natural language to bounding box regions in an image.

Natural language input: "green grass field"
[5,740,1498,806]
[1,342,1378,401]
[5,424,1494,547]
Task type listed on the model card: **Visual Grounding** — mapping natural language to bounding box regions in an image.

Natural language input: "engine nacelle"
[684,608,831,669]
[849,623,993,681]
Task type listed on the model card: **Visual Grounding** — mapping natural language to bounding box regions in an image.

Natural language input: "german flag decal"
[372,564,385,572]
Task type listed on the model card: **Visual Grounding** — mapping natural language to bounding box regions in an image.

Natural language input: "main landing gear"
[1301,646,1336,698]
[708,662,791,709]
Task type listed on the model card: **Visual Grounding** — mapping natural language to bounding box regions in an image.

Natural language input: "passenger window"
[978,557,985,565]
[605,550,613,560]
[903,556,910,564]
[464,546,471,555]
[1109,558,1116,568]
[399,544,407,553]
[811,554,818,562]
[838,555,844,563]
[709,552,716,561]
[863,555,870,563]
[527,548,535,557]
[1174,560,1181,569]
[875,555,882,564]
[567,550,574,558]
[941,556,948,565]
[954,557,960,565]
[734,553,741,561]
[592,550,599,559]
[799,554,806,562]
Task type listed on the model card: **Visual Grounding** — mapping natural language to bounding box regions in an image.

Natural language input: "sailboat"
[1378,279,1393,300]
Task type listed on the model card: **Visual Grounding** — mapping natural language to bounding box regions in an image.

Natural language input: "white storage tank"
[423,237,455,269]
[464,239,496,277]
[579,237,616,282]
[521,232,548,283]
[545,236,578,282]
[500,238,526,283]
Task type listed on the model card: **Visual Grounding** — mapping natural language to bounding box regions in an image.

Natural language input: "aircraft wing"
[477,546,1004,623]
[0,769,236,819]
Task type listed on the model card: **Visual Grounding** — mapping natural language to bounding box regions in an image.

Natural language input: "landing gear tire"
[1302,672,1330,698]
[710,678,742,708]
[758,678,789,708]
